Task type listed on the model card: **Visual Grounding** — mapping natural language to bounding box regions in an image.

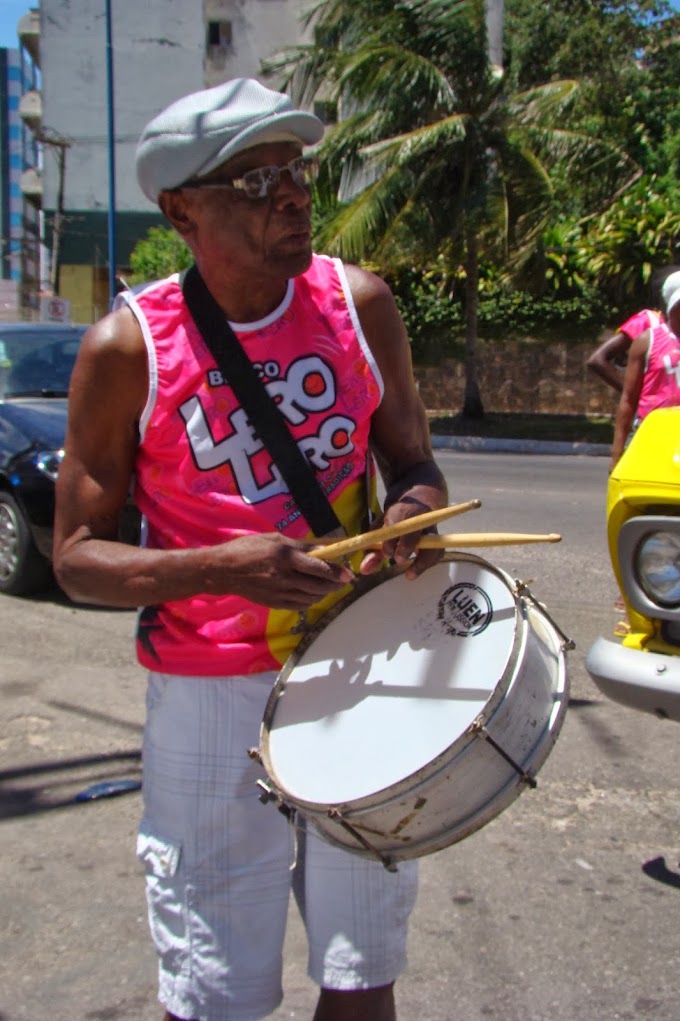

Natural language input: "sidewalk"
[431,433,610,456]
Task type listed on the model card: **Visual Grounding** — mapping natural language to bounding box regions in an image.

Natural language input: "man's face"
[174,141,315,281]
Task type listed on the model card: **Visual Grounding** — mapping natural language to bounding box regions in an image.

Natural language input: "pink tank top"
[617,308,662,341]
[637,323,680,421]
[118,255,383,676]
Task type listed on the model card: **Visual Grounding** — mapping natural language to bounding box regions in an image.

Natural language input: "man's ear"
[158,190,195,239]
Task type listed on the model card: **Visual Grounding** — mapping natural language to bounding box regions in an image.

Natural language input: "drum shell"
[259,555,569,864]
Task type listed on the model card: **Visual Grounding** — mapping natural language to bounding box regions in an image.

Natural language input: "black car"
[0,322,88,595]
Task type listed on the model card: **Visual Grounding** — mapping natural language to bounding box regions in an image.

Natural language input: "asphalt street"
[2,449,680,1021]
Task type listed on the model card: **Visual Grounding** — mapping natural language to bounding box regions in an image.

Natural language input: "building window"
[206,20,232,52]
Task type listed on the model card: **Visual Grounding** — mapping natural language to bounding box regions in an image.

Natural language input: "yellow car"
[586,406,680,721]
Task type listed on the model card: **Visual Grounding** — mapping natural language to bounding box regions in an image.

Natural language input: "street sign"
[40,295,72,324]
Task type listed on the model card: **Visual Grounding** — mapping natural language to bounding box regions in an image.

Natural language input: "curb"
[431,435,610,456]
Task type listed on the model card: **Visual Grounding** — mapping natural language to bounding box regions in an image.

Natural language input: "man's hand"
[358,473,448,581]
[214,533,354,609]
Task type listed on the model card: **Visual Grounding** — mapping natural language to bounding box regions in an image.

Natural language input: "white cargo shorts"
[136,671,419,1021]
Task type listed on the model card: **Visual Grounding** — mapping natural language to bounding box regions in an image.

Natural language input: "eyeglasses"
[181,155,319,200]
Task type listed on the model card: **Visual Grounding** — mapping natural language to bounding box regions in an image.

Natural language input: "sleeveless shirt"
[116,255,383,676]
[617,308,662,341]
[637,322,680,422]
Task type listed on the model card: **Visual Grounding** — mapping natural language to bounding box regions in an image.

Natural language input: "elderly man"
[53,78,447,1021]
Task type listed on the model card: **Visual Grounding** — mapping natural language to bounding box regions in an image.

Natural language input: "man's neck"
[193,260,292,325]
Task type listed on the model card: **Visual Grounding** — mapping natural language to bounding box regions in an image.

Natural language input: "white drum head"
[264,557,520,806]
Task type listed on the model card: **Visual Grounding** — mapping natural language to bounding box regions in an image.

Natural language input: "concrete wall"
[414,339,620,417]
[40,0,204,215]
[204,0,313,88]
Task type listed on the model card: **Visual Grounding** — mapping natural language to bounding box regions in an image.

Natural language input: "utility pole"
[105,0,117,310]
[36,128,71,296]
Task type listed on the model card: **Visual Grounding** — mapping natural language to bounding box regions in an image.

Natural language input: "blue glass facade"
[0,48,24,282]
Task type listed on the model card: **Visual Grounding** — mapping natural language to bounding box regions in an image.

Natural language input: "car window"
[0,327,87,398]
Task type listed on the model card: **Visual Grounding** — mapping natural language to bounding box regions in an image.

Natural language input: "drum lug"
[514,580,576,652]
[256,779,297,822]
[471,720,538,789]
[327,808,399,873]
[247,747,263,765]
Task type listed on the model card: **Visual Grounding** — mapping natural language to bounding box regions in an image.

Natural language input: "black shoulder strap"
[182,264,343,538]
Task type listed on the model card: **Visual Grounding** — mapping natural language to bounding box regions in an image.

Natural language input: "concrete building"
[17,0,315,323]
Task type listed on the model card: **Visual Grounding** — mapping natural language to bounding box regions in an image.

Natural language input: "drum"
[256,553,570,870]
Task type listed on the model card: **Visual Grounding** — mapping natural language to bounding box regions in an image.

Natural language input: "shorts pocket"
[136,820,181,878]
[137,819,189,977]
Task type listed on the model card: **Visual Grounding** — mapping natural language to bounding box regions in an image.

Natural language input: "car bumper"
[586,637,680,722]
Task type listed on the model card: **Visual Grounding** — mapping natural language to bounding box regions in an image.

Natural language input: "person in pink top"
[586,307,664,392]
[610,270,680,471]
[53,80,448,1021]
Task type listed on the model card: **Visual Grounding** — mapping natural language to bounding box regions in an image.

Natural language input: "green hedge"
[389,273,613,365]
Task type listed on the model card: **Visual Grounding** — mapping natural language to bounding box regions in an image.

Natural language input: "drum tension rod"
[326,809,399,873]
[471,721,538,789]
[514,580,576,652]
[254,778,399,873]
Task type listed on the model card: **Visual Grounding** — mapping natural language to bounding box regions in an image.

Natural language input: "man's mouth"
[285,225,311,242]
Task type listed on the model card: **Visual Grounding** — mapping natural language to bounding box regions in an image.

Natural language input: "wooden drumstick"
[309,499,481,561]
[417,532,562,549]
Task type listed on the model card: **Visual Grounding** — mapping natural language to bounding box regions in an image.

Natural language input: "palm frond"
[334,115,468,200]
[508,79,580,126]
[315,165,412,259]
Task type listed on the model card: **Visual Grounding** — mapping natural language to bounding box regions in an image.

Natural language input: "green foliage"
[574,177,680,305]
[505,0,680,185]
[128,226,192,285]
[389,264,610,364]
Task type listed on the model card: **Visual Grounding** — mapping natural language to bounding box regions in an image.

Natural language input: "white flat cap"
[136,78,325,203]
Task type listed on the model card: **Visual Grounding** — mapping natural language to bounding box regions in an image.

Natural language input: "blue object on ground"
[74,779,142,802]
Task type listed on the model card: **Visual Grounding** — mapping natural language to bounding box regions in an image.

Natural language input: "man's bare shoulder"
[81,305,145,359]
[70,306,147,417]
[628,329,652,359]
[342,263,393,308]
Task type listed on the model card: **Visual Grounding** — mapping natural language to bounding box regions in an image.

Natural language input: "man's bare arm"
[609,332,648,471]
[344,264,448,577]
[586,331,631,392]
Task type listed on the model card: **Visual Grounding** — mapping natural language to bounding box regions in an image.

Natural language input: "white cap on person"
[136,78,325,203]
[661,270,680,315]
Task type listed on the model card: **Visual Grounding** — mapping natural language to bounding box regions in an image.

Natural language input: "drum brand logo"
[437,582,493,637]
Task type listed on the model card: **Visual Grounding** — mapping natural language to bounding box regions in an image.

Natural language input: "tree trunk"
[461,227,485,418]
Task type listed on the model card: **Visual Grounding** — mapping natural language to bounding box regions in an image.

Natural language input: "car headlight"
[617,515,680,622]
[34,448,65,482]
[636,530,680,607]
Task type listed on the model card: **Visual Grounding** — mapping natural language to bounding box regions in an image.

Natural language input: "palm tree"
[267,0,636,417]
